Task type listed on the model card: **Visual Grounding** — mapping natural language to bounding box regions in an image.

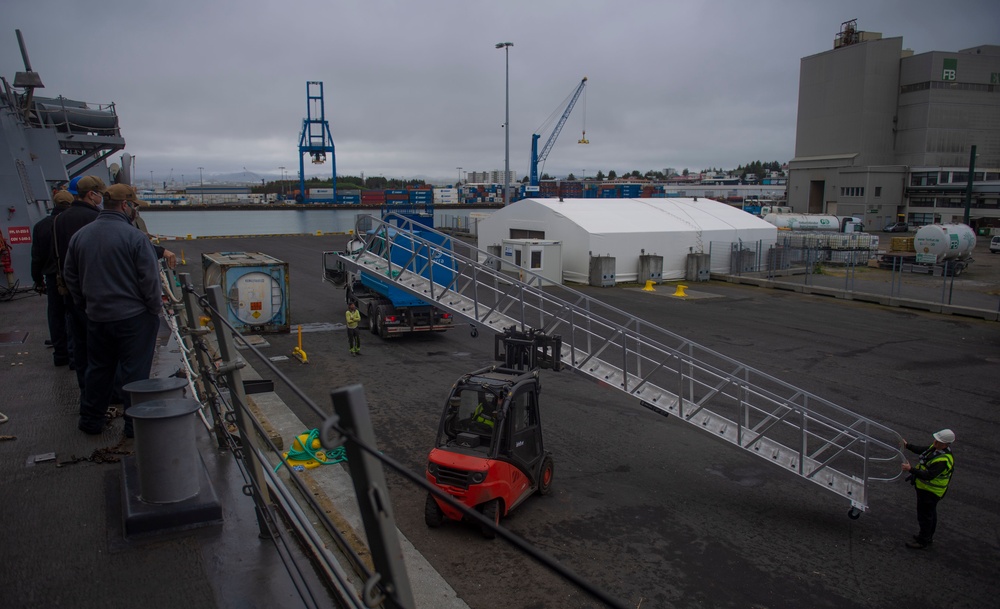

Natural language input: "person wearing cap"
[30,189,76,366]
[52,175,106,401]
[63,182,162,436]
[112,185,177,269]
[67,176,82,197]
[901,428,955,549]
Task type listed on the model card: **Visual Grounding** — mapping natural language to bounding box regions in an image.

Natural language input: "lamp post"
[198,166,204,204]
[150,170,154,191]
[278,166,286,200]
[456,166,463,187]
[496,41,513,205]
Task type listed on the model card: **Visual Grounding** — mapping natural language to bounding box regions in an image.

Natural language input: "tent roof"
[525,198,774,234]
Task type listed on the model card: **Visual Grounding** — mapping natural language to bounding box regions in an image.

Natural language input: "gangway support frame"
[323,215,905,515]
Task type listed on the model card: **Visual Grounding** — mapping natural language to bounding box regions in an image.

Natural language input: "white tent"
[477,198,777,283]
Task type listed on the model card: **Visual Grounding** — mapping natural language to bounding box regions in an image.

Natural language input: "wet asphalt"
[167,233,1000,609]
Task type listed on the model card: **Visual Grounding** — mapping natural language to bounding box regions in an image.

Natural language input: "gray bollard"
[128,398,202,504]
[122,377,189,406]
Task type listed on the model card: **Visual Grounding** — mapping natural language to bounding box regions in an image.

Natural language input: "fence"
[708,237,1000,315]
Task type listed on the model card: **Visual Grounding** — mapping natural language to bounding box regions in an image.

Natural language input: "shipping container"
[202,252,290,334]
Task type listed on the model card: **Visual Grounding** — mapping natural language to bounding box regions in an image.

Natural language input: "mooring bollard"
[123,377,188,405]
[127,398,203,504]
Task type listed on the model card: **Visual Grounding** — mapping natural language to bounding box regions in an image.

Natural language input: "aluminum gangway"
[323,215,905,517]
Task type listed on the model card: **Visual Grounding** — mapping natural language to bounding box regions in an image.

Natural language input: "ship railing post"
[177,273,227,449]
[206,284,276,539]
[330,385,415,609]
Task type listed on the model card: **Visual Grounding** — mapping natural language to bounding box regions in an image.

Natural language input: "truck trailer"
[323,225,455,338]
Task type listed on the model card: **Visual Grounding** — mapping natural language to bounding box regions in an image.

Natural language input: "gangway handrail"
[325,214,906,515]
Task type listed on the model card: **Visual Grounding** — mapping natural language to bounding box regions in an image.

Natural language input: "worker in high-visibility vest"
[472,394,497,429]
[901,428,955,549]
[345,302,361,355]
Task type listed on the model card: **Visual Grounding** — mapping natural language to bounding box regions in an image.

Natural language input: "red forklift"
[424,327,562,538]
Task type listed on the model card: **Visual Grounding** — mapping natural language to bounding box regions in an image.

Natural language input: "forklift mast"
[494,326,562,372]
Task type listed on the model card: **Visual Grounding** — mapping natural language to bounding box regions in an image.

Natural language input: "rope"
[274,428,347,472]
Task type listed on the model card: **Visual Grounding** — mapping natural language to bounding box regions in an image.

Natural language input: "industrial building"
[477,197,777,284]
[787,21,1000,231]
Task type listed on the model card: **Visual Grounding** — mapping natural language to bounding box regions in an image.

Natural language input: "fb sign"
[942,58,957,81]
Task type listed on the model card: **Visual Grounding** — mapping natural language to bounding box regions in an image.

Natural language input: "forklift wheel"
[480,499,500,539]
[538,455,554,496]
[424,494,444,528]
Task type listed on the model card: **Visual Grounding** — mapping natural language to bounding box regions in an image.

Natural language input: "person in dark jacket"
[901,429,955,549]
[63,183,162,436]
[31,190,75,366]
[53,176,105,402]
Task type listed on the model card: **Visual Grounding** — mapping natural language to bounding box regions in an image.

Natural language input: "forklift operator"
[472,394,497,429]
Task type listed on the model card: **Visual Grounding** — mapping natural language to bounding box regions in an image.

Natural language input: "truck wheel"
[376,307,390,340]
[537,455,554,496]
[425,493,444,528]
[368,305,378,334]
[345,287,352,306]
[480,499,500,539]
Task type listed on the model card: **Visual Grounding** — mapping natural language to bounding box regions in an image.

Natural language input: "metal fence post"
[177,273,228,449]
[206,284,276,539]
[330,385,415,609]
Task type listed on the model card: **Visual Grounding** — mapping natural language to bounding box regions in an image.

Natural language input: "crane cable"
[579,86,589,144]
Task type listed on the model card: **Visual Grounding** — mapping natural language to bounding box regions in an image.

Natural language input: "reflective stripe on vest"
[915,451,953,497]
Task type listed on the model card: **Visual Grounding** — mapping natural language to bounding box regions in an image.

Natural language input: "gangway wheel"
[847,507,861,520]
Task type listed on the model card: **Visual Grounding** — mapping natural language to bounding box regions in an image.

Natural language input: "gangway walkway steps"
[323,214,906,517]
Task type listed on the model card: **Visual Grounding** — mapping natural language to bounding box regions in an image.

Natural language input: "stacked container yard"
[361,190,385,207]
[434,187,458,204]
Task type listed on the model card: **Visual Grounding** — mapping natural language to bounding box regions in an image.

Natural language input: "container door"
[226,269,285,324]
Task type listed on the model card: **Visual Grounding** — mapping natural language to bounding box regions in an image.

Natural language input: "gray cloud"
[4,0,997,184]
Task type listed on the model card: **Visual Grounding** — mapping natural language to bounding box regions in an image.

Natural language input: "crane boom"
[530,77,587,187]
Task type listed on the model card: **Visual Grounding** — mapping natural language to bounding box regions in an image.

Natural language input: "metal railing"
[328,215,906,516]
[708,237,1000,314]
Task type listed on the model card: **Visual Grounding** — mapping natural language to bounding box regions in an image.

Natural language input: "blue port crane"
[297,81,336,203]
[529,77,588,188]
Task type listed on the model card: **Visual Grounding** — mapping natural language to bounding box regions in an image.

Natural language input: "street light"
[456,166,463,187]
[496,41,513,205]
[278,166,286,200]
[149,170,154,191]
[198,166,204,204]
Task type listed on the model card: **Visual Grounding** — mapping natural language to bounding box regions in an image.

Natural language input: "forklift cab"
[438,372,543,474]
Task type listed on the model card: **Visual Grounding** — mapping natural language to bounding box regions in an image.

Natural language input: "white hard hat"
[933,429,955,444]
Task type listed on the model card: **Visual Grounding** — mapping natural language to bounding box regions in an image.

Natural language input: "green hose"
[274,428,347,472]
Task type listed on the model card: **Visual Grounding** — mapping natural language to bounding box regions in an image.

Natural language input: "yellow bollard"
[292,325,309,364]
[672,284,688,297]
[642,280,656,292]
[180,249,187,266]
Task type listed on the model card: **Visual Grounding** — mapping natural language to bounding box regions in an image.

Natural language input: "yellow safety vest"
[915,450,953,497]
[473,403,495,428]
[345,309,361,329]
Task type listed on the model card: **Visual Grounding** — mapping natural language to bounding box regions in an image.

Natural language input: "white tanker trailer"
[913,223,976,262]
[762,213,865,233]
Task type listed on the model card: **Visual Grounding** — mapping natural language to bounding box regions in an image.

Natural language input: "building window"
[910,172,938,186]
[874,186,882,198]
[530,248,543,270]
[510,229,545,240]
[909,213,937,226]
[839,187,865,197]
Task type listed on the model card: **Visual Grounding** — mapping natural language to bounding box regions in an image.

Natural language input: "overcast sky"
[4,0,998,185]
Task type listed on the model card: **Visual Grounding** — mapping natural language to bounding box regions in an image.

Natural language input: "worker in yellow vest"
[901,428,955,549]
[345,302,361,355]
